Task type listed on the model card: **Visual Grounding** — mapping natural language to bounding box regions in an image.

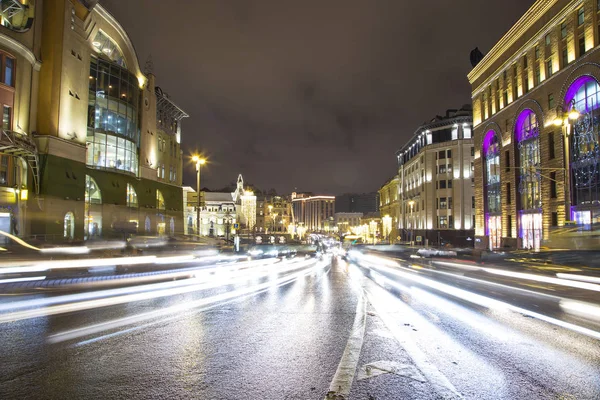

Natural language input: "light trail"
[483,268,600,292]
[364,261,600,340]
[47,258,329,344]
[0,258,314,324]
[0,276,46,284]
[556,273,600,285]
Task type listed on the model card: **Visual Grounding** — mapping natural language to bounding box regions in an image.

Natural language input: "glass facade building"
[86,57,140,175]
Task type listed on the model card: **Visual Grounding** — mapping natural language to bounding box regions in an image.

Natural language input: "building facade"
[469,0,600,250]
[256,194,291,234]
[0,1,186,242]
[334,212,363,234]
[182,187,237,238]
[335,192,379,214]
[291,192,335,232]
[397,107,475,246]
[378,175,400,241]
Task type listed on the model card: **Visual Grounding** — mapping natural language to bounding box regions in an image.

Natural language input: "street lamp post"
[553,100,579,224]
[192,156,206,238]
[408,200,415,245]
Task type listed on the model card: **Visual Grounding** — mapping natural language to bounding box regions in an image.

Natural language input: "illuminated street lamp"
[408,200,415,245]
[552,99,580,223]
[192,155,206,237]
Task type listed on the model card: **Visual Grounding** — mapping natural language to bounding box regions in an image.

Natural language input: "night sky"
[101,0,535,195]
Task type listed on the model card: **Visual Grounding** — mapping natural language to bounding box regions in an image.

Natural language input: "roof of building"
[205,192,234,202]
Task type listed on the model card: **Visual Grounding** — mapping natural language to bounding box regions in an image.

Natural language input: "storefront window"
[64,212,75,240]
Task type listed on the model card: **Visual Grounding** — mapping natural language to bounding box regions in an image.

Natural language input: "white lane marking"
[365,287,463,400]
[325,291,366,399]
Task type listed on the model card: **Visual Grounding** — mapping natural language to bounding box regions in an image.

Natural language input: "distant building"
[334,212,363,234]
[182,187,236,237]
[378,176,400,241]
[291,192,335,232]
[335,193,380,214]
[256,195,291,233]
[396,106,475,247]
[360,212,381,244]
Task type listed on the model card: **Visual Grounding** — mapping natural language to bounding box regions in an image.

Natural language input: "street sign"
[234,223,239,229]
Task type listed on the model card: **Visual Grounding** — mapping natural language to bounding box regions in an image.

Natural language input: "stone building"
[378,175,400,241]
[256,194,291,234]
[469,0,600,250]
[396,107,475,247]
[0,1,186,242]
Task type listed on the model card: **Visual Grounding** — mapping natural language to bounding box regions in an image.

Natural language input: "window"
[579,36,586,56]
[463,125,472,138]
[156,190,165,210]
[550,172,557,198]
[505,150,510,172]
[438,150,446,159]
[503,70,507,81]
[503,90,508,106]
[524,76,530,93]
[549,132,556,159]
[561,22,567,39]
[471,161,474,172]
[548,93,555,109]
[513,63,518,78]
[126,183,138,207]
[546,59,553,78]
[447,149,452,158]
[439,216,448,228]
[440,197,447,209]
[2,105,10,130]
[535,45,540,59]
[448,179,453,189]
[507,215,512,237]
[551,212,558,227]
[4,57,13,86]
[578,8,585,26]
[449,215,454,229]
[562,48,569,66]
[439,165,446,174]
[545,34,551,46]
[507,183,511,204]
[448,197,453,209]
[439,180,446,189]
[535,65,541,84]
[472,196,475,208]
[523,55,528,68]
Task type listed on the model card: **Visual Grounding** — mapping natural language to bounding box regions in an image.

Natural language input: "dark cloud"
[101,0,535,194]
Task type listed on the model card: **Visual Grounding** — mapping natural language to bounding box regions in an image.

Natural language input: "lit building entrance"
[520,212,542,251]
[487,215,502,250]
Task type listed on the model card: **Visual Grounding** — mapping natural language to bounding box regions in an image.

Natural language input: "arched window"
[156,190,165,210]
[64,212,75,240]
[85,176,102,239]
[515,109,542,250]
[515,109,541,210]
[483,130,501,249]
[565,76,600,214]
[127,183,138,208]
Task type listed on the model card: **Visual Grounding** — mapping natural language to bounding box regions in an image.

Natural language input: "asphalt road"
[1,253,599,399]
